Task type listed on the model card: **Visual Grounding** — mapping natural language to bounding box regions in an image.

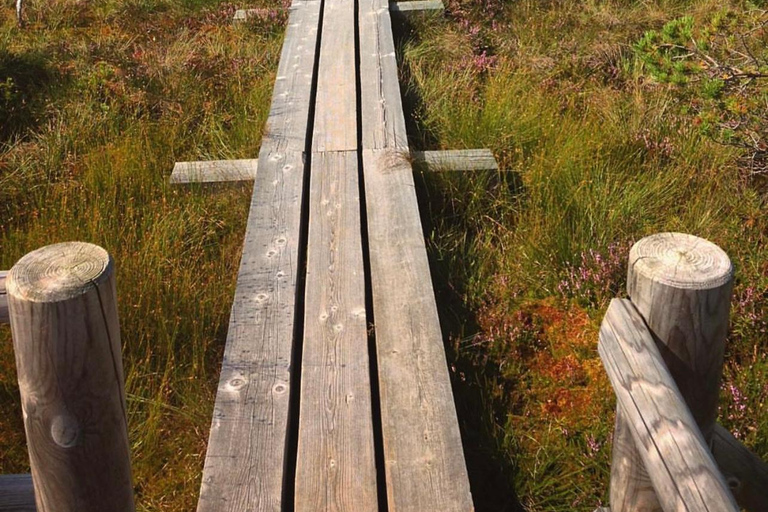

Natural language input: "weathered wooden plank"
[413,149,498,171]
[170,159,257,184]
[359,0,409,150]
[1,271,8,325]
[361,149,473,512]
[389,0,444,14]
[311,0,357,152]
[598,298,738,512]
[196,1,321,510]
[262,1,321,154]
[0,474,35,512]
[359,0,472,506]
[712,424,768,512]
[295,151,378,511]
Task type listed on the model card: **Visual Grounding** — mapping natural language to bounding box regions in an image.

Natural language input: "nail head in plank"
[412,149,498,171]
[311,0,357,152]
[362,149,473,512]
[0,474,35,512]
[170,159,258,184]
[196,0,321,510]
[598,298,738,512]
[295,151,378,511]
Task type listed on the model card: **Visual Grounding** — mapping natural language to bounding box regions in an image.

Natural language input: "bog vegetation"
[1,0,767,510]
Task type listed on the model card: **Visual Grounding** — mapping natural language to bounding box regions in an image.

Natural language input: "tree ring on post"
[7,242,113,303]
[629,232,732,290]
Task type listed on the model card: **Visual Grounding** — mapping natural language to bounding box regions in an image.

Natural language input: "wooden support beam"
[0,474,35,512]
[169,149,500,185]
[712,424,768,512]
[609,232,734,511]
[7,242,134,512]
[413,149,498,171]
[0,271,8,325]
[389,0,444,15]
[170,159,257,184]
[599,298,738,512]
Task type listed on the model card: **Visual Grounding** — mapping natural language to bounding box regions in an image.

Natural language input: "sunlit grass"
[404,0,768,509]
[0,0,284,509]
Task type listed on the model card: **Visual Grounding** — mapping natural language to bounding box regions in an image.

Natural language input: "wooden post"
[6,242,135,512]
[610,232,733,511]
[1,271,8,324]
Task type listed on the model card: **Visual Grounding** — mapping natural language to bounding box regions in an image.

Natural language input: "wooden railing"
[0,242,134,512]
[599,233,768,512]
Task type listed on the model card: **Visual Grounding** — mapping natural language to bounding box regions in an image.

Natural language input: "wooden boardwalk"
[196,0,474,510]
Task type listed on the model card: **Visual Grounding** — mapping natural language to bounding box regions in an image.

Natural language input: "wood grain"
[0,474,35,512]
[412,149,498,172]
[1,271,7,324]
[359,0,409,150]
[312,0,357,152]
[295,151,378,511]
[362,149,473,512]
[712,423,768,512]
[170,159,257,184]
[196,1,321,511]
[7,242,134,512]
[389,0,444,15]
[599,298,738,512]
[609,232,733,512]
[359,0,472,506]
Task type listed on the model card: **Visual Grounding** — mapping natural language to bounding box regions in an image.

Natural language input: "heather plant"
[404,0,768,509]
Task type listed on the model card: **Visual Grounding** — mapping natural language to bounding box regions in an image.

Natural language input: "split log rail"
[598,233,768,512]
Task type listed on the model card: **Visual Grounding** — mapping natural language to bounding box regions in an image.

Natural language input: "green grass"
[403,0,768,509]
[0,0,285,509]
[2,0,768,510]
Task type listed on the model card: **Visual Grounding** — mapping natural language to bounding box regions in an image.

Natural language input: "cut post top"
[7,242,113,303]
[628,232,733,291]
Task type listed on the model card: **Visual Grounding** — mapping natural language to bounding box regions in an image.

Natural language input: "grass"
[2,0,768,510]
[402,0,768,509]
[0,0,285,509]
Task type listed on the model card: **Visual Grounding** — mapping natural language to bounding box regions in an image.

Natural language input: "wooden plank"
[1,271,8,324]
[170,159,258,184]
[195,1,321,510]
[712,424,768,512]
[295,151,378,511]
[311,0,357,152]
[359,0,472,507]
[389,0,444,14]
[413,149,498,171]
[359,0,409,150]
[0,474,35,512]
[361,150,473,511]
[598,298,738,512]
